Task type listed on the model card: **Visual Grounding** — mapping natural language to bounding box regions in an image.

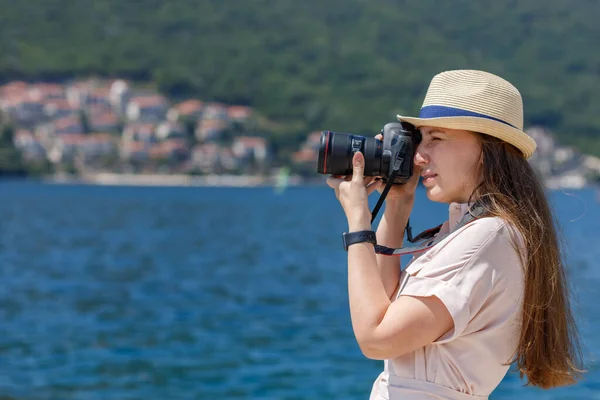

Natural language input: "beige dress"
[369,203,525,400]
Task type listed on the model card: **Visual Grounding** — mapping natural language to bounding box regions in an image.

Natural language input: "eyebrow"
[421,128,448,137]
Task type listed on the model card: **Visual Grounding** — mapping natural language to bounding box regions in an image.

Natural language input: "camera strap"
[373,201,487,256]
[370,153,406,223]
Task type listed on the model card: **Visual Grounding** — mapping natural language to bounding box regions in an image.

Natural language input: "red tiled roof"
[228,105,253,119]
[130,95,167,108]
[0,81,28,96]
[58,134,87,145]
[54,117,82,130]
[124,122,155,134]
[44,99,73,110]
[194,143,220,155]
[125,141,148,153]
[199,119,228,129]
[29,83,65,97]
[86,133,115,143]
[161,138,188,150]
[292,149,318,163]
[14,129,34,140]
[234,136,267,148]
[175,99,204,115]
[89,112,119,125]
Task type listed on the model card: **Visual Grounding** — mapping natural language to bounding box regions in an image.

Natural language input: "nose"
[414,144,429,166]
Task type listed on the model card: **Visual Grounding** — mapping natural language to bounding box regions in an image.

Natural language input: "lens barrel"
[317,131,384,176]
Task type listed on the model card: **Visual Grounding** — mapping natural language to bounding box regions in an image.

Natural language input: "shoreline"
[41,172,324,188]
[4,172,597,191]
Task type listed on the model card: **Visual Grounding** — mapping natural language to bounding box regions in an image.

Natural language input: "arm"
[328,152,452,361]
[348,219,453,360]
[375,197,414,299]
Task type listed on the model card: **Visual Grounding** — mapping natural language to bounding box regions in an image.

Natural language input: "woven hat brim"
[396,115,537,159]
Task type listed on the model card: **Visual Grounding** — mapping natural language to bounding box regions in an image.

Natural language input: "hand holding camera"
[370,133,421,203]
[319,122,422,221]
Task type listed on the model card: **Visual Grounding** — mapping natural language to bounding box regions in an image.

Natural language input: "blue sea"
[0,181,598,399]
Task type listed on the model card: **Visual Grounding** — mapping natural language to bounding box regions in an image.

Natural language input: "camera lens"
[317,131,383,176]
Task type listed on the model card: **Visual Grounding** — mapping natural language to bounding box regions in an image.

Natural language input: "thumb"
[352,151,365,182]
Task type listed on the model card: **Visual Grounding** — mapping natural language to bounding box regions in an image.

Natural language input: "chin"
[425,187,454,204]
[425,187,446,203]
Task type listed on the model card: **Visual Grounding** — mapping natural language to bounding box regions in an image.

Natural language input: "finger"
[375,134,383,140]
[364,176,375,186]
[326,176,342,189]
[366,181,380,196]
[351,152,365,182]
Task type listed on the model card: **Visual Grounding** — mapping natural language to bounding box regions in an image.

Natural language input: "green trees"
[0,0,598,154]
[0,125,26,177]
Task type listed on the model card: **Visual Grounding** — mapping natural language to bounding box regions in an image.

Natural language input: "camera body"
[317,121,421,184]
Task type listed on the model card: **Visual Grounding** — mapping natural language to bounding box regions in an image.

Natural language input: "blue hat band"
[418,105,518,130]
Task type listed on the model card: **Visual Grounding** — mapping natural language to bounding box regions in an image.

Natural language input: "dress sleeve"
[398,218,515,343]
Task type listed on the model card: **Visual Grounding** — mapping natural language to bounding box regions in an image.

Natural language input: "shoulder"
[406,216,524,280]
[433,217,516,259]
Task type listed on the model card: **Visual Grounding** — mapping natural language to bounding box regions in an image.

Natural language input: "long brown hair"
[469,134,585,388]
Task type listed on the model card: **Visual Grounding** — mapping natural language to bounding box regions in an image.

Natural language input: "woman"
[327,70,584,399]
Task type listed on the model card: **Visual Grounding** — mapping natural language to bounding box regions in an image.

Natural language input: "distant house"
[80,133,118,162]
[44,99,77,120]
[219,148,241,172]
[167,99,204,122]
[232,136,268,162]
[202,102,228,120]
[148,138,189,162]
[155,121,186,140]
[304,131,322,151]
[126,95,168,122]
[227,105,253,123]
[47,133,87,163]
[109,80,131,116]
[53,116,85,135]
[122,123,156,143]
[29,83,66,102]
[13,129,47,161]
[191,143,221,172]
[195,118,229,142]
[0,93,45,125]
[88,110,120,132]
[0,81,28,98]
[290,131,321,166]
[120,141,150,162]
[291,148,317,164]
[85,88,112,110]
[66,79,110,109]
[37,116,84,141]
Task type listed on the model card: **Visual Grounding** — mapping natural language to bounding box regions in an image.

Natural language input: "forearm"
[346,240,392,345]
[375,198,414,298]
[346,213,404,346]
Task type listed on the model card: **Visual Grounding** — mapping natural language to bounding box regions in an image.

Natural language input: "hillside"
[0,0,599,154]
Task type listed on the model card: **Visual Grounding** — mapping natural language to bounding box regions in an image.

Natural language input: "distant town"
[1,78,599,189]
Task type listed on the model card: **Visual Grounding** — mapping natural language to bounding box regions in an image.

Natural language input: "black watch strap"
[342,230,377,251]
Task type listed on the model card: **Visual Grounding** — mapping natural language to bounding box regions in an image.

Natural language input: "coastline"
[19,172,600,191]
[42,172,321,188]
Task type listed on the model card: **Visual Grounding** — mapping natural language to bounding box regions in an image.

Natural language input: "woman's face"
[414,126,483,204]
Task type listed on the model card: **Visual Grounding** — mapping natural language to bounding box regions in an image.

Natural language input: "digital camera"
[316,122,421,184]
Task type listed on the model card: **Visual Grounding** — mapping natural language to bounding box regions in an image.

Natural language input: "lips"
[421,173,437,179]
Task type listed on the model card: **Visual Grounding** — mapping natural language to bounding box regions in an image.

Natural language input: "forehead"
[419,126,475,138]
[419,126,449,135]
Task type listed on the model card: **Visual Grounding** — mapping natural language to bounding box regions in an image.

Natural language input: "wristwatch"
[342,230,377,251]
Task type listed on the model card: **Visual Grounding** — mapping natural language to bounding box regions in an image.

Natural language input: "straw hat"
[397,70,537,158]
